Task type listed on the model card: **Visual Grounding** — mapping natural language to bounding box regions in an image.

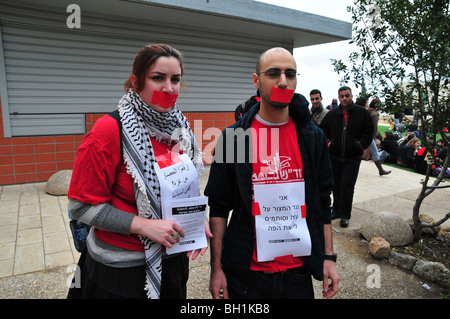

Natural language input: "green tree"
[332,0,450,241]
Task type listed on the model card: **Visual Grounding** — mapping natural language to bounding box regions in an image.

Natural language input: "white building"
[0,0,351,184]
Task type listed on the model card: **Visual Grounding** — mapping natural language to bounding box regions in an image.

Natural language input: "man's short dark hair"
[310,89,322,97]
[338,86,352,93]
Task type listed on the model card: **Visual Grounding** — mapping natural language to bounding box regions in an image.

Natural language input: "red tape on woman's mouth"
[270,87,294,103]
[151,90,178,108]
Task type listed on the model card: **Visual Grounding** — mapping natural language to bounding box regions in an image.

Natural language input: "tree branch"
[424,184,450,189]
[421,211,450,228]
[360,18,397,88]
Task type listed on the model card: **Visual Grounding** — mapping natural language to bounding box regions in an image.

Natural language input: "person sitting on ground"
[436,139,448,165]
[379,131,398,164]
[397,137,420,168]
[397,131,416,147]
[414,145,437,175]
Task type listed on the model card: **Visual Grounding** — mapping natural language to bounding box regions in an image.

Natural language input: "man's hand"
[322,260,340,298]
[209,267,229,299]
[187,220,213,260]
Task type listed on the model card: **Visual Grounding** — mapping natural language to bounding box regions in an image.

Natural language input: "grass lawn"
[378,123,442,141]
[378,124,392,137]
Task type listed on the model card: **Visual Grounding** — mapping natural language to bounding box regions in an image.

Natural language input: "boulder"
[418,214,441,235]
[45,170,72,196]
[412,260,450,286]
[369,237,391,259]
[388,251,417,270]
[360,211,413,246]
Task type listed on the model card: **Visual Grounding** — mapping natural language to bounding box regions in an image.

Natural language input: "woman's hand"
[186,219,213,260]
[130,216,184,248]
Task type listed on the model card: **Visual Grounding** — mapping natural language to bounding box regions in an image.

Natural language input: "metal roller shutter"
[0,1,291,136]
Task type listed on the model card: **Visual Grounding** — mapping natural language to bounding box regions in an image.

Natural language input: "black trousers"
[67,249,189,299]
[330,157,361,220]
[228,268,314,299]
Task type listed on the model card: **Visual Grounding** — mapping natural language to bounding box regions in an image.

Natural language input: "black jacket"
[320,103,374,161]
[381,136,398,163]
[205,94,333,295]
[398,145,416,168]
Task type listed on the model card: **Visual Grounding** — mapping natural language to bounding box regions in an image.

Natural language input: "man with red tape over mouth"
[206,47,340,300]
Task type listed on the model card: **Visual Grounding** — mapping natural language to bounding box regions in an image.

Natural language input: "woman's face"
[136,56,182,113]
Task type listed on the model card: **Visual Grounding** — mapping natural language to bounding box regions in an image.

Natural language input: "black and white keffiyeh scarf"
[118,89,203,299]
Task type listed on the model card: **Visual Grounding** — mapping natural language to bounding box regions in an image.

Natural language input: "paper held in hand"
[163,196,208,255]
[155,152,208,255]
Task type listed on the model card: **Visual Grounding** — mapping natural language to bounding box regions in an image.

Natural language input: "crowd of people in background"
[309,91,449,179]
[349,97,449,178]
[380,129,449,178]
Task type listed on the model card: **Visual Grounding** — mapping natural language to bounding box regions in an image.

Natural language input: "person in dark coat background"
[320,86,374,228]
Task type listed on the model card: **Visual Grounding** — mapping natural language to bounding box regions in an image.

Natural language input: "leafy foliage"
[332,0,450,241]
[332,0,449,136]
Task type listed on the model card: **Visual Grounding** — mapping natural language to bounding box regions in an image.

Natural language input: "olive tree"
[332,0,450,241]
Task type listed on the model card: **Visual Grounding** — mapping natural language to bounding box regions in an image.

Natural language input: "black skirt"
[67,249,189,299]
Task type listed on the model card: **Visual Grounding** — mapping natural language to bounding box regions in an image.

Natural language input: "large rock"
[388,251,417,270]
[413,260,450,286]
[369,237,390,259]
[360,211,413,246]
[45,170,72,196]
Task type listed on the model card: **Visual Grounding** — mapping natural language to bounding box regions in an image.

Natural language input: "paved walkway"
[0,160,449,298]
[0,183,76,279]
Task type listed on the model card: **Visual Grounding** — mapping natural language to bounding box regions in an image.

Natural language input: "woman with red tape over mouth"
[67,44,211,299]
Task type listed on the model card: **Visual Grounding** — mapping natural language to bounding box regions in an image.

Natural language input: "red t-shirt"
[250,116,305,272]
[68,114,177,252]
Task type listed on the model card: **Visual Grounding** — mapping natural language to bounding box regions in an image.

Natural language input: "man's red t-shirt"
[250,115,305,272]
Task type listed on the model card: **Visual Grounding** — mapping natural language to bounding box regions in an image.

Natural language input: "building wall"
[0,0,351,185]
[0,98,236,185]
[0,1,265,185]
[0,1,286,138]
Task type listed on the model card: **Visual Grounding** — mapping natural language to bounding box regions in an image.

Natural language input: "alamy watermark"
[66,263,81,288]
[366,264,381,288]
[191,120,282,165]
[368,4,382,28]
[66,4,81,29]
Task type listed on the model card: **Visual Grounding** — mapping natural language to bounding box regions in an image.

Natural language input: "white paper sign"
[155,152,207,254]
[253,182,311,262]
[163,196,208,255]
[157,153,200,202]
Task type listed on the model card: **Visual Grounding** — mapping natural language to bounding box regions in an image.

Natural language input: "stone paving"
[0,182,80,278]
[0,160,449,298]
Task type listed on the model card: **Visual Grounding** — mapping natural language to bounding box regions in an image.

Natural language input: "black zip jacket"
[205,94,333,295]
[319,103,374,161]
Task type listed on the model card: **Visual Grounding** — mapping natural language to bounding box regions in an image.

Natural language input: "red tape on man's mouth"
[270,87,294,103]
[151,90,178,108]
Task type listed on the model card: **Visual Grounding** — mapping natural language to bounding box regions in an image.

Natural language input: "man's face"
[338,89,353,107]
[253,48,297,109]
[310,93,322,108]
